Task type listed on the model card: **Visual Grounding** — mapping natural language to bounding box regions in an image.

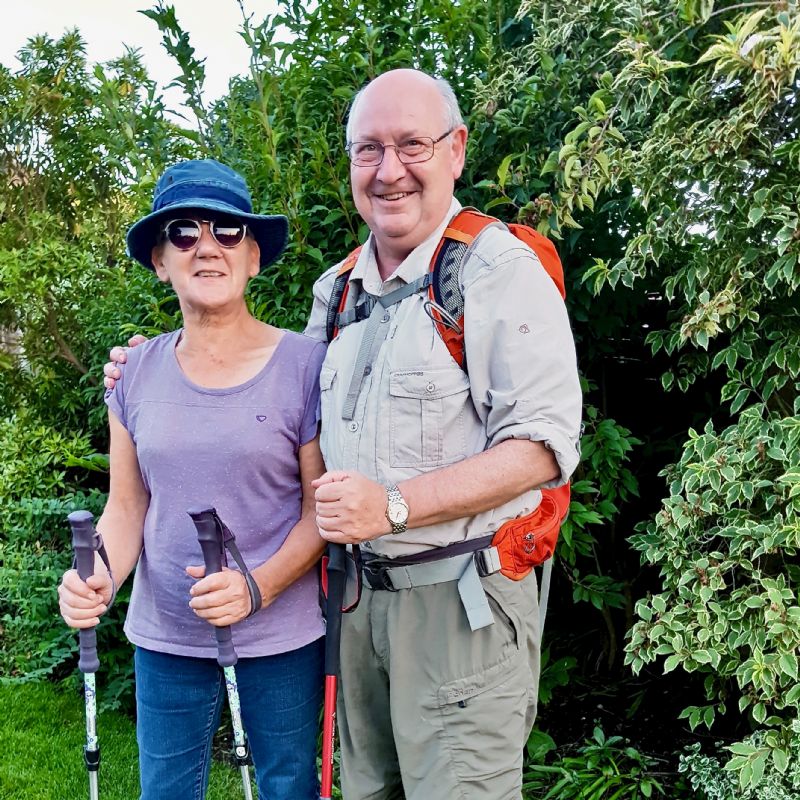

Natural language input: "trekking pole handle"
[188,508,238,668]
[67,510,101,674]
[324,543,348,677]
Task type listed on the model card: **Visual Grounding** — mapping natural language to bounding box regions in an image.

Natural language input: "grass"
[0,680,247,799]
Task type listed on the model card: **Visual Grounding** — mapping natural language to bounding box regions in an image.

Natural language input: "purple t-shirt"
[105,329,326,658]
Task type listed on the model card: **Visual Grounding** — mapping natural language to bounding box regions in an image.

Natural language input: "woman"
[58,159,326,800]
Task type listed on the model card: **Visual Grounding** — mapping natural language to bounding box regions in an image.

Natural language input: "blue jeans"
[134,638,324,800]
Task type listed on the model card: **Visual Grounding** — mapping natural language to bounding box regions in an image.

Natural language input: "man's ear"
[151,245,171,283]
[450,125,468,180]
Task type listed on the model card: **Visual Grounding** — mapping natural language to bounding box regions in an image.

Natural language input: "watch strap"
[386,484,409,534]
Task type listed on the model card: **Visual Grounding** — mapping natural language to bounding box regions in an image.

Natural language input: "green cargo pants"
[337,569,540,800]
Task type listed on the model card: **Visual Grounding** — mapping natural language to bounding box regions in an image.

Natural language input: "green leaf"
[772,747,789,774]
[663,654,682,673]
[693,649,712,664]
[729,742,757,756]
[497,154,514,189]
[729,389,750,414]
[652,595,667,614]
[778,653,798,680]
[485,196,514,211]
[751,753,766,788]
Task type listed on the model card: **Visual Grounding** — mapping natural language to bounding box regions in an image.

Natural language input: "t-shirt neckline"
[168,328,290,396]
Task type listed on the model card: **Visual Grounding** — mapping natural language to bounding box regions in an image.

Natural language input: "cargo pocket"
[436,651,529,790]
[389,367,470,468]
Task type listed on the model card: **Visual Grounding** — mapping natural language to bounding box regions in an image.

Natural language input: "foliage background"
[1,0,798,797]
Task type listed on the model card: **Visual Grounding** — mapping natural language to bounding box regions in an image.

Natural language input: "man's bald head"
[345,69,464,145]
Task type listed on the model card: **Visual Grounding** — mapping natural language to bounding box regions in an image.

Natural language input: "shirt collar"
[350,196,463,295]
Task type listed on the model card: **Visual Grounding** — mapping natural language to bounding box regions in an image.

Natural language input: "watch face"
[388,502,407,524]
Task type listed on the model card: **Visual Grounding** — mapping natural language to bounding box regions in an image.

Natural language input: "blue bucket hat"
[126,159,289,271]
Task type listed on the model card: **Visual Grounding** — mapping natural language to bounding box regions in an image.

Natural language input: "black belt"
[361,534,495,591]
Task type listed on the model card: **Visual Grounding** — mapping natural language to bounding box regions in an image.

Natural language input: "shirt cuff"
[490,423,581,487]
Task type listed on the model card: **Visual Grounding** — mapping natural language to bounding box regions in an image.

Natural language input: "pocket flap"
[437,650,525,707]
[390,368,469,400]
[319,365,336,391]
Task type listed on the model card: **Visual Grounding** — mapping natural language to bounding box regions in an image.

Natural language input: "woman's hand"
[58,569,114,629]
[186,565,253,626]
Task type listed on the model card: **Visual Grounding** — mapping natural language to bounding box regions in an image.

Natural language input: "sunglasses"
[161,217,248,250]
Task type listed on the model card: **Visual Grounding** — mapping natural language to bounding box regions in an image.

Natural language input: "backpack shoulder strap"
[428,208,567,369]
[427,208,502,370]
[507,223,566,300]
[325,246,362,343]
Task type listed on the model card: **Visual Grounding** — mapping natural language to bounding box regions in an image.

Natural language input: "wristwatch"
[385,484,409,535]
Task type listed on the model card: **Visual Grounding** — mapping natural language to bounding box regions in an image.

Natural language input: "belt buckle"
[363,562,396,591]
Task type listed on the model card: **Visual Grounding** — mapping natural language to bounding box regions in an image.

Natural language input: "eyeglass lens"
[165,217,246,250]
[349,138,433,166]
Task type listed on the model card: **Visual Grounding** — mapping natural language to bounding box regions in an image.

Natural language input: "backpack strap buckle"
[474,546,502,578]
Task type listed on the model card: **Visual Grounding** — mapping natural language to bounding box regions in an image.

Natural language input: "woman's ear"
[248,238,261,279]
[151,245,171,283]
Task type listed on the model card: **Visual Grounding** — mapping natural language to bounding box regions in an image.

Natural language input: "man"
[106,69,581,799]
[307,69,580,799]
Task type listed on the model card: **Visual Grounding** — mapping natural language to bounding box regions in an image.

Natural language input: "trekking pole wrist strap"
[242,570,262,618]
[211,511,263,618]
[222,537,262,618]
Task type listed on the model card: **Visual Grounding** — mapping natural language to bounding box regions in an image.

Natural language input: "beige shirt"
[305,198,582,557]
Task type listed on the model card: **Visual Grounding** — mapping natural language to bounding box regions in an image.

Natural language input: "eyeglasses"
[161,217,248,250]
[346,129,455,167]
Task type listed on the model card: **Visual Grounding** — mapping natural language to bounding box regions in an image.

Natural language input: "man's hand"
[187,565,252,626]
[313,471,391,543]
[103,334,149,390]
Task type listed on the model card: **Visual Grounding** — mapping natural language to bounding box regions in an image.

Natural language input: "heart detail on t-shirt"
[256,415,267,422]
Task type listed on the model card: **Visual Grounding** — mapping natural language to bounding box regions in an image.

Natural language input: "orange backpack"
[325,208,571,580]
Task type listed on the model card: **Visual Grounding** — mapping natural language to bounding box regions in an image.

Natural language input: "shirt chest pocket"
[389,368,471,469]
[319,365,338,464]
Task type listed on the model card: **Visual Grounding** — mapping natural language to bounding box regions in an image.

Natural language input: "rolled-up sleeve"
[462,228,582,486]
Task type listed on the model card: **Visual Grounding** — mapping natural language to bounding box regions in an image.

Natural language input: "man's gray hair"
[345,76,464,144]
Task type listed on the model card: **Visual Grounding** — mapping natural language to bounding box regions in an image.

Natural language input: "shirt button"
[364,365,372,375]
[426,382,436,393]
[382,313,390,323]
[348,421,359,432]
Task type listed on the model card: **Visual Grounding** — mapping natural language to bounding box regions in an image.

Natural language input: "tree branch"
[45,304,93,381]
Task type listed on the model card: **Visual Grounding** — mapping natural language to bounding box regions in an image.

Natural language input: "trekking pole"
[188,508,254,800]
[320,543,347,800]
[67,510,102,800]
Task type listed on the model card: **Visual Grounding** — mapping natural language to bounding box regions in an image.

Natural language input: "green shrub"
[679,722,800,800]
[627,408,800,793]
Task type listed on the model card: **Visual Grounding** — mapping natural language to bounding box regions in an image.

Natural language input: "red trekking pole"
[320,543,347,800]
